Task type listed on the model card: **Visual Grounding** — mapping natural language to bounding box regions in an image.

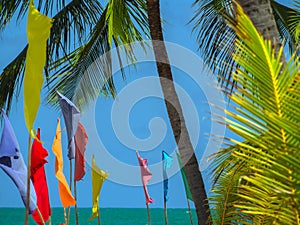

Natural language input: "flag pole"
[25,133,33,225]
[48,215,52,225]
[36,206,46,225]
[74,180,79,225]
[67,159,73,224]
[164,199,168,225]
[146,203,151,225]
[186,199,194,225]
[64,207,68,225]
[97,205,101,225]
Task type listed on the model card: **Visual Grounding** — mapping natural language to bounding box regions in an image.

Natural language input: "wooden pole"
[25,134,33,225]
[187,199,194,225]
[164,200,168,225]
[74,180,79,225]
[36,206,46,225]
[67,159,73,224]
[146,203,151,225]
[48,215,51,225]
[64,208,68,225]
[97,205,101,225]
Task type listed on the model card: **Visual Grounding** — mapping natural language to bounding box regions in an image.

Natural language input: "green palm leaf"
[191,0,299,92]
[210,3,300,224]
[46,0,149,111]
[0,0,103,112]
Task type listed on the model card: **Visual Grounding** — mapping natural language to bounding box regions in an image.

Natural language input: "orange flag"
[52,119,76,208]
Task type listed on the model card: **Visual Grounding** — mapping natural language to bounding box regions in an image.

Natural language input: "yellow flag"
[90,155,108,220]
[24,1,53,133]
[52,119,76,208]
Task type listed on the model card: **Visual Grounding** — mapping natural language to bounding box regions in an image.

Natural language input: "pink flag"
[136,151,154,205]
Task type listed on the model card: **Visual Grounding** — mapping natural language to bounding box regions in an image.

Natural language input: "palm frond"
[0,46,27,113]
[210,3,300,224]
[0,0,103,112]
[48,0,103,61]
[191,0,298,93]
[0,0,28,32]
[46,0,149,111]
[289,1,300,45]
[271,1,299,52]
[46,7,113,111]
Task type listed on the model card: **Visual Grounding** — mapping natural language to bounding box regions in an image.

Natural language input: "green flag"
[176,152,193,201]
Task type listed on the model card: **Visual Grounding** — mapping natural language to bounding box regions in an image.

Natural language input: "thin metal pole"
[164,200,168,225]
[67,159,73,224]
[146,204,151,225]
[64,208,68,225]
[74,180,79,225]
[97,205,101,225]
[25,134,33,225]
[187,199,194,225]
[36,206,45,225]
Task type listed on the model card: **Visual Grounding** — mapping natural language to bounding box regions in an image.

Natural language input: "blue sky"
[0,0,293,211]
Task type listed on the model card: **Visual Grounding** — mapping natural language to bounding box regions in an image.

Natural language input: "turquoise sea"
[0,208,197,225]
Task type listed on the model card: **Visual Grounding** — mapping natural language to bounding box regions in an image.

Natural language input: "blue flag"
[162,151,172,202]
[0,110,37,213]
[57,91,81,159]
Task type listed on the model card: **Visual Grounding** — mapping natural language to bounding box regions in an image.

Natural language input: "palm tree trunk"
[146,0,210,224]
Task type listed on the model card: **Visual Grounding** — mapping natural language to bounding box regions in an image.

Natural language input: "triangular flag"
[90,155,108,220]
[31,128,51,224]
[24,0,53,133]
[74,123,88,181]
[0,110,37,213]
[52,119,76,208]
[136,151,154,205]
[162,151,172,202]
[176,152,193,201]
[57,91,81,160]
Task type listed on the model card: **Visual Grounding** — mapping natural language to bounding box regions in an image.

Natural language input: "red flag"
[136,151,154,205]
[31,128,51,224]
[74,123,88,181]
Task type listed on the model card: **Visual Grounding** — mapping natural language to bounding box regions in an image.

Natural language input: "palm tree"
[0,0,149,111]
[1,1,211,224]
[146,1,210,224]
[191,0,299,89]
[209,4,300,224]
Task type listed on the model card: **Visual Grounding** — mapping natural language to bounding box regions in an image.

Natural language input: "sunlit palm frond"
[46,0,149,111]
[272,1,299,52]
[210,3,300,224]
[191,0,298,93]
[107,0,148,47]
[289,1,300,45]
